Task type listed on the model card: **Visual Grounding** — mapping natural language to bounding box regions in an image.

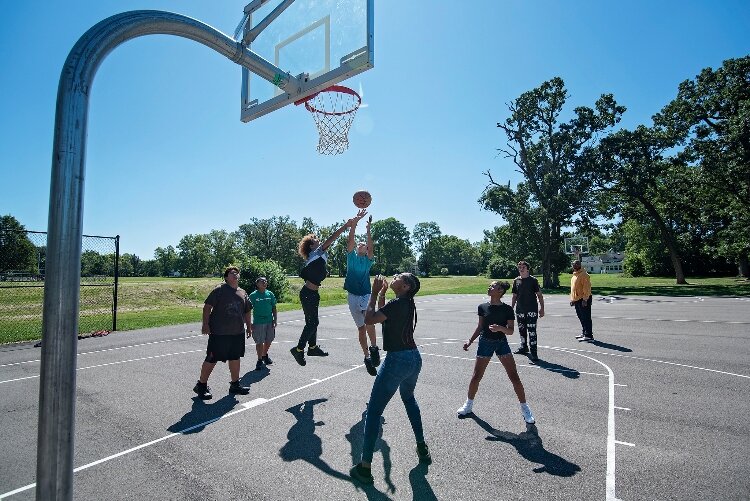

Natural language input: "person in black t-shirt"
[511,261,545,362]
[349,272,431,485]
[456,281,536,425]
[192,266,252,400]
[290,209,366,367]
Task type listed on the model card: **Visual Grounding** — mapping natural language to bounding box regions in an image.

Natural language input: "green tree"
[482,77,625,287]
[80,250,110,276]
[237,216,303,274]
[237,257,290,302]
[177,234,212,277]
[154,245,179,276]
[654,55,750,276]
[420,235,481,276]
[412,222,441,274]
[591,126,690,283]
[371,218,412,275]
[0,215,36,273]
[208,229,241,275]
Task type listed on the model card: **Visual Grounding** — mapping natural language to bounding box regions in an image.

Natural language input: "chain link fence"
[0,229,119,343]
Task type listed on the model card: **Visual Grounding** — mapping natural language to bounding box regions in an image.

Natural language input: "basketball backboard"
[564,236,589,257]
[238,0,373,122]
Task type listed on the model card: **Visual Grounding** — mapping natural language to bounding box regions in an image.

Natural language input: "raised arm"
[366,215,374,259]
[322,209,367,251]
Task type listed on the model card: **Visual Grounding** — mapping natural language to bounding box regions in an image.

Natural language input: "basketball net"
[296,85,361,155]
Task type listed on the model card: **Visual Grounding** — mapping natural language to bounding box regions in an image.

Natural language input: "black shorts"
[205,334,246,363]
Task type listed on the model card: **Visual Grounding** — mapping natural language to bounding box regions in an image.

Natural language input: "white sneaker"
[521,404,535,424]
[457,401,473,416]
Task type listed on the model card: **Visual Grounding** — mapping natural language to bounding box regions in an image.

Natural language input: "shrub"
[236,258,289,301]
[486,257,517,279]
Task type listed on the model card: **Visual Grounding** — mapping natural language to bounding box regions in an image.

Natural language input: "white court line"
[614,406,631,411]
[551,347,620,501]
[0,335,202,368]
[418,352,608,378]
[548,345,750,379]
[0,364,362,499]
[615,440,635,447]
[0,350,203,385]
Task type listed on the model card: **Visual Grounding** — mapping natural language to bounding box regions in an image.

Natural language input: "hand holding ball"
[353,190,372,209]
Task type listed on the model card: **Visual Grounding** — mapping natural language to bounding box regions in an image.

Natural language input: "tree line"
[2,56,747,284]
[480,55,749,286]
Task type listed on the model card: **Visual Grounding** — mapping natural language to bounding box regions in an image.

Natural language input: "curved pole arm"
[38,11,296,500]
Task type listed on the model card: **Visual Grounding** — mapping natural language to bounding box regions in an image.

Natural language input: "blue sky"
[2,0,749,259]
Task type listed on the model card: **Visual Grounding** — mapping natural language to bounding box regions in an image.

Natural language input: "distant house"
[580,252,625,274]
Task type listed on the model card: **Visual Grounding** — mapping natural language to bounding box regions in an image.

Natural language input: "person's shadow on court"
[345,408,398,500]
[530,359,581,379]
[408,463,437,501]
[470,414,581,477]
[585,339,632,352]
[167,394,240,435]
[279,398,349,481]
[239,368,271,386]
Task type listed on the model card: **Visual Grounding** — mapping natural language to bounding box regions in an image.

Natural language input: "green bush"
[486,257,516,279]
[623,252,646,277]
[237,258,289,301]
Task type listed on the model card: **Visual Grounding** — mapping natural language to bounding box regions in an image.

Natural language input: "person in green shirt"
[249,277,278,371]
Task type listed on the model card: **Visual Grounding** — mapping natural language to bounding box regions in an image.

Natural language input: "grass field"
[1,274,748,344]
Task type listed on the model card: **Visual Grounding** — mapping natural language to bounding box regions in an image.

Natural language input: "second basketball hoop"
[296,85,361,155]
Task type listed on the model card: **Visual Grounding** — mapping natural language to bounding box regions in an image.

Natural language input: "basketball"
[353,190,372,209]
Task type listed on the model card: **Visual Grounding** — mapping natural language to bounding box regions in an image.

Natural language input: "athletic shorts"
[476,335,512,358]
[347,293,371,328]
[205,334,245,363]
[251,323,275,344]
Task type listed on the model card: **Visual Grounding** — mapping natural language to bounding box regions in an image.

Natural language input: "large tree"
[236,216,302,274]
[412,222,441,273]
[482,77,625,287]
[154,245,179,276]
[0,215,36,273]
[176,233,212,277]
[654,55,750,276]
[420,235,481,276]
[591,126,690,283]
[371,218,412,275]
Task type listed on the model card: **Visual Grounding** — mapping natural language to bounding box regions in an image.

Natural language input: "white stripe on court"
[0,350,203,385]
[614,406,631,411]
[615,440,635,447]
[0,364,362,499]
[551,347,619,501]
[547,345,750,379]
[417,351,608,378]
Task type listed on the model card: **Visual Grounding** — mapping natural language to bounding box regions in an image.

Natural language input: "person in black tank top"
[456,281,536,425]
[290,210,366,367]
[349,272,431,485]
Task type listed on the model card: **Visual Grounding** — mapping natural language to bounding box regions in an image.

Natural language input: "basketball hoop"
[296,85,361,155]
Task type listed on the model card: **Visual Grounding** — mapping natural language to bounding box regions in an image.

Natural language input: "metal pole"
[113,235,119,331]
[38,11,295,499]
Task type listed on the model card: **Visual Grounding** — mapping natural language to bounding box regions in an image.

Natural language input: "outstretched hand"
[349,208,368,227]
[372,274,389,295]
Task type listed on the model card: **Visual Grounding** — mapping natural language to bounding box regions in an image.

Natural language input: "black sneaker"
[514,346,529,355]
[581,335,594,342]
[262,354,273,365]
[255,359,264,371]
[307,345,329,357]
[290,347,306,366]
[349,464,374,485]
[229,381,250,395]
[368,346,381,367]
[193,381,212,400]
[364,357,377,376]
[416,442,432,464]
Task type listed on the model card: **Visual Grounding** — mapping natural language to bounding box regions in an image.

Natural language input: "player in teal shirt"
[249,277,277,371]
[344,213,381,375]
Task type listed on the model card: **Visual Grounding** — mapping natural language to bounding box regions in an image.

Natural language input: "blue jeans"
[361,348,424,463]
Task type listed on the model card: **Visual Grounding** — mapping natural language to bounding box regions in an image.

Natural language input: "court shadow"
[167,394,240,434]
[470,414,581,477]
[408,463,437,501]
[531,358,580,379]
[239,368,270,386]
[586,339,632,352]
[279,399,350,482]
[346,407,396,496]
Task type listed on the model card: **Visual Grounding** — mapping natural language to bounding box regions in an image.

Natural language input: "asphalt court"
[1,294,749,500]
